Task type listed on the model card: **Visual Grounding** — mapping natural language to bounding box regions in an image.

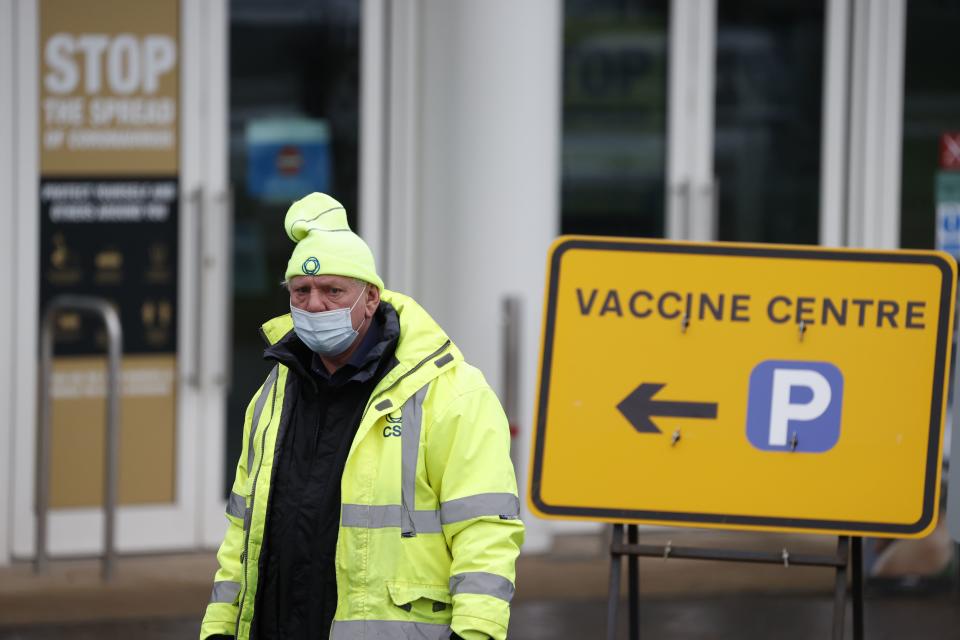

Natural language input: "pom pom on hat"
[284,192,384,290]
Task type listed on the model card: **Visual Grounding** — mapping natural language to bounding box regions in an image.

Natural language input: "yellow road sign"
[528,237,957,537]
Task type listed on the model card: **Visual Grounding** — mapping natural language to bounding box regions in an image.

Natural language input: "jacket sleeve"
[425,385,525,640]
[199,371,274,639]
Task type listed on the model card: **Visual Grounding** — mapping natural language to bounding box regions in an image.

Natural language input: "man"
[200,192,524,640]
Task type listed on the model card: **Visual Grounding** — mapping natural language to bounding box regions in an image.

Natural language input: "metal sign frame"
[606,524,864,640]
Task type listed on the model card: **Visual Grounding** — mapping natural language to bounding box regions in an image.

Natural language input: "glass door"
[713,0,826,245]
[12,0,229,558]
[899,1,960,252]
[560,1,834,245]
[561,0,670,238]
[225,0,362,496]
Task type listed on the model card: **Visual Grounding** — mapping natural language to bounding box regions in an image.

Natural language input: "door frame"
[186,0,232,551]
[845,0,906,249]
[9,0,230,559]
[0,0,17,567]
[666,0,717,242]
[11,0,42,560]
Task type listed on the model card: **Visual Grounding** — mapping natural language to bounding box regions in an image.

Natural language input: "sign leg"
[606,524,624,640]
[831,536,850,640]
[628,524,639,640]
[851,537,864,640]
[956,543,960,594]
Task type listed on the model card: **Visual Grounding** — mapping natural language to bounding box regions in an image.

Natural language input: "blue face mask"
[290,286,367,356]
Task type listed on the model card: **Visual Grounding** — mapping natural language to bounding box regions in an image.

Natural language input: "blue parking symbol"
[746,360,844,453]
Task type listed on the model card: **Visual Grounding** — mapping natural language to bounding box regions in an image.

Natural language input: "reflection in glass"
[226,2,360,494]
[561,0,669,238]
[899,2,960,250]
[714,1,824,244]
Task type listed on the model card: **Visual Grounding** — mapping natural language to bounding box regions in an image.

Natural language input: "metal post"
[189,186,204,388]
[35,295,123,581]
[35,310,54,576]
[851,537,864,640]
[831,536,850,640]
[606,524,624,640]
[627,524,639,640]
[956,542,960,595]
[609,529,860,638]
[217,186,233,390]
[501,296,522,472]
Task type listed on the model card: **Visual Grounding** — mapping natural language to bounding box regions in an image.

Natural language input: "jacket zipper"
[352,339,451,542]
[234,377,280,634]
[357,340,451,428]
[232,339,451,632]
[337,339,452,620]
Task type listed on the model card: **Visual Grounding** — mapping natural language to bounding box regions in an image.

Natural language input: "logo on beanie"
[302,257,321,275]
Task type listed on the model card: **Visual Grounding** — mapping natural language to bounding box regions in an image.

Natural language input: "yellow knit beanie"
[283,192,384,289]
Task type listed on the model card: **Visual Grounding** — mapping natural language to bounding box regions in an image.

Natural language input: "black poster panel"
[39,177,179,355]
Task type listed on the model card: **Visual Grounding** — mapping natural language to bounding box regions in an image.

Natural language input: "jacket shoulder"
[432,359,491,397]
[424,360,503,424]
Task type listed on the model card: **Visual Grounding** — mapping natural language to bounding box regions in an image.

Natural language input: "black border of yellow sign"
[530,237,955,536]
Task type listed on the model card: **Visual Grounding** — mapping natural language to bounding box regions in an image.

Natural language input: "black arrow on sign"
[616,383,718,434]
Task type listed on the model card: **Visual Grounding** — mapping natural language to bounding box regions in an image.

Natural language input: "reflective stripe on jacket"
[200,290,525,640]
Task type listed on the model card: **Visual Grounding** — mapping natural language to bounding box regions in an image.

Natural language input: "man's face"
[288,274,376,331]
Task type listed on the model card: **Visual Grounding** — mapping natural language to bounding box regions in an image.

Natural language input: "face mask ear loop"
[350,285,368,333]
[350,285,367,311]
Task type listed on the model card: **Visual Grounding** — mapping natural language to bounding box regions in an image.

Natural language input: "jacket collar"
[259,289,462,403]
[260,290,462,464]
[262,303,400,391]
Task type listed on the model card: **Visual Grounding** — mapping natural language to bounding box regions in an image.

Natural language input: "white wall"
[411,0,601,553]
[0,0,16,566]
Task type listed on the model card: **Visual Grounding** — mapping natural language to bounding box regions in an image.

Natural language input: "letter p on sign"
[746,361,843,453]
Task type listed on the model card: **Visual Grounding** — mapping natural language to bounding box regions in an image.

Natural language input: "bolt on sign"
[529,237,957,538]
[39,0,179,508]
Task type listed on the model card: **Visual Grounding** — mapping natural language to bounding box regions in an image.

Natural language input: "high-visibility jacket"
[201,290,525,640]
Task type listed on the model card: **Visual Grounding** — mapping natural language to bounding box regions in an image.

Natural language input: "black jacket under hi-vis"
[250,303,400,639]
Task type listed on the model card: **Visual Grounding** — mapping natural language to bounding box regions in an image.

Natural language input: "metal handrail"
[35,295,123,581]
